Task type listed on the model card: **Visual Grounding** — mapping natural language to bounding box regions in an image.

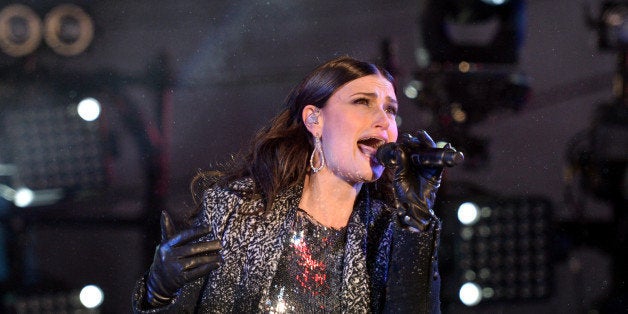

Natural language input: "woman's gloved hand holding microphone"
[377,130,461,231]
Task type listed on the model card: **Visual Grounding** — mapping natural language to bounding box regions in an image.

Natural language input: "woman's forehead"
[334,75,396,98]
[335,74,395,94]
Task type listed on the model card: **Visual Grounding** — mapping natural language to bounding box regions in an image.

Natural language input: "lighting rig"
[408,0,529,170]
[0,2,174,311]
[559,1,628,311]
[409,0,561,309]
[436,185,553,308]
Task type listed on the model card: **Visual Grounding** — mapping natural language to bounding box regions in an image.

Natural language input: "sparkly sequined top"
[264,209,347,313]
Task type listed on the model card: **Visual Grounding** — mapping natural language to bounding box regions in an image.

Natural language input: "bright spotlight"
[403,80,423,99]
[77,97,101,121]
[482,0,508,5]
[14,187,34,207]
[404,85,419,99]
[457,202,480,225]
[459,282,482,306]
[79,285,104,309]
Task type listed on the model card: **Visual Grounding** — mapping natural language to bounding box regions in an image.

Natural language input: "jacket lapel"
[340,200,371,312]
[248,185,301,311]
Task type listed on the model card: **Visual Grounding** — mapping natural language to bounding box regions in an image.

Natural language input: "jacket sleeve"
[383,217,442,314]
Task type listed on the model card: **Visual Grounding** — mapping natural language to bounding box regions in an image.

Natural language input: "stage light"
[450,103,468,123]
[13,187,34,208]
[458,62,471,73]
[79,284,104,309]
[77,97,101,122]
[420,0,524,64]
[457,202,480,226]
[395,115,403,128]
[43,4,94,56]
[459,281,482,306]
[414,0,528,169]
[591,0,628,49]
[602,5,628,47]
[0,83,108,201]
[411,69,529,126]
[403,80,423,99]
[439,195,553,306]
[482,0,508,5]
[0,4,43,57]
[5,287,103,312]
[0,184,64,207]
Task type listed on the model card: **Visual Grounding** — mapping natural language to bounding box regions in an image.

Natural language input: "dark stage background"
[0,0,625,313]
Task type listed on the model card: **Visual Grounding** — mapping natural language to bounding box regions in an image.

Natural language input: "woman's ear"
[302,105,322,135]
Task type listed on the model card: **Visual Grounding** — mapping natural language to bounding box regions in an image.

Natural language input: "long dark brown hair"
[191,56,396,212]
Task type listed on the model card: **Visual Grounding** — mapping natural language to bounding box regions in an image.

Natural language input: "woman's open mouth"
[357,137,386,161]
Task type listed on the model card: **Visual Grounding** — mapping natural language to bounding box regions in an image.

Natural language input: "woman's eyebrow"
[350,92,377,98]
[386,96,398,105]
[349,92,398,105]
[350,92,397,102]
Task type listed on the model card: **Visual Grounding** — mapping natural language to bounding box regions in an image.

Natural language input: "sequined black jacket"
[132,178,441,313]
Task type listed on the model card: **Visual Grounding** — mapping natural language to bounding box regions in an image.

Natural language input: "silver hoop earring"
[310,136,325,173]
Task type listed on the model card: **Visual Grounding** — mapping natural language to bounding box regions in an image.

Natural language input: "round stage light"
[79,285,104,309]
[403,80,423,99]
[457,202,480,225]
[43,4,94,56]
[0,4,43,57]
[77,97,101,121]
[14,187,34,207]
[459,282,482,306]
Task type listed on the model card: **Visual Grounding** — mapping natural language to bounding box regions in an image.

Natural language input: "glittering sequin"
[264,208,347,313]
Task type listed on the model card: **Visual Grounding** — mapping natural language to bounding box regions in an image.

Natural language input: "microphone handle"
[410,147,464,167]
[376,143,464,168]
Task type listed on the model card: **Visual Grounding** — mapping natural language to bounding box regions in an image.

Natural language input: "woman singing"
[133,56,445,313]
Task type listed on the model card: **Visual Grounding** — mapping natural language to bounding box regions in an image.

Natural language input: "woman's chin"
[333,162,384,184]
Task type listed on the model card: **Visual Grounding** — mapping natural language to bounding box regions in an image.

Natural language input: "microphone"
[376,142,464,168]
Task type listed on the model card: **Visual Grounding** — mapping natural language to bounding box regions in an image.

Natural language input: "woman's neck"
[298,171,362,229]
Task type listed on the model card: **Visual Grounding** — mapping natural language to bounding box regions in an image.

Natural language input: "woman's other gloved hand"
[390,131,444,232]
[146,211,223,307]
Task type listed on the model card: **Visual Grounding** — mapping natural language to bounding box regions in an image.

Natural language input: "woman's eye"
[386,106,398,116]
[353,98,369,105]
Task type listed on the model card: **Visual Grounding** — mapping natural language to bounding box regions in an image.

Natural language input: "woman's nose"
[373,107,391,129]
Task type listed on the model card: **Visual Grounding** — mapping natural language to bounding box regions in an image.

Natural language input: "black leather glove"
[389,131,444,232]
[146,211,223,307]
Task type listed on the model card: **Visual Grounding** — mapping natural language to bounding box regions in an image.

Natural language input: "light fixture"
[411,68,529,126]
[439,194,553,306]
[13,187,34,208]
[79,284,104,309]
[457,202,480,226]
[43,4,94,56]
[5,286,104,312]
[481,0,509,5]
[403,80,423,99]
[420,0,525,64]
[77,97,102,122]
[0,82,108,202]
[0,4,43,57]
[459,281,483,306]
[594,0,628,49]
